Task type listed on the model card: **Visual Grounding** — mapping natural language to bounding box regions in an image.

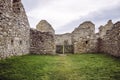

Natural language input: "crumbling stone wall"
[72,21,97,53]
[30,29,55,54]
[99,20,113,38]
[98,21,120,57]
[36,20,55,34]
[0,0,30,59]
[55,21,98,54]
[0,0,120,59]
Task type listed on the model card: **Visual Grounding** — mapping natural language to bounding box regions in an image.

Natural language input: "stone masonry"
[36,20,55,34]
[0,0,120,59]
[30,20,56,54]
[0,0,30,59]
[99,20,113,38]
[55,33,72,45]
[55,20,120,57]
[98,21,120,57]
[72,21,97,53]
[30,28,55,54]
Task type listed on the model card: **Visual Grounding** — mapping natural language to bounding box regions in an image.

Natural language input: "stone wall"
[36,20,55,34]
[0,0,120,58]
[55,33,73,53]
[0,0,30,59]
[55,33,72,45]
[98,21,120,57]
[99,20,113,38]
[72,21,97,53]
[30,29,55,54]
[55,21,98,54]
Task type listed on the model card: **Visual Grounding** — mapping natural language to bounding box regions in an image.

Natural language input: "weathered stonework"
[30,28,55,54]
[55,33,72,45]
[98,21,120,57]
[55,21,98,54]
[55,33,73,53]
[0,0,30,59]
[99,20,113,38]
[36,20,55,34]
[72,21,97,53]
[0,0,120,59]
[30,20,56,55]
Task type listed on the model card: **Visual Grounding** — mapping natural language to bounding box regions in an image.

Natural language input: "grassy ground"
[0,54,120,80]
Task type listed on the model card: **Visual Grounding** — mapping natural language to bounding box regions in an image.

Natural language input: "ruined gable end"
[36,20,55,34]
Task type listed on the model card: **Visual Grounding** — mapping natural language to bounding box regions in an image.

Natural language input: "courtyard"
[0,54,120,80]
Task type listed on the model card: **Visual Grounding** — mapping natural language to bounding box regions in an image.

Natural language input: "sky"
[22,0,120,34]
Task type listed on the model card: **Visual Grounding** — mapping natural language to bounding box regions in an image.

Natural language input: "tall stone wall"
[30,29,55,54]
[0,0,30,59]
[72,21,97,53]
[98,21,120,57]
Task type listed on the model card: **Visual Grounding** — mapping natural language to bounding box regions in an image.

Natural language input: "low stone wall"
[30,29,55,54]
[98,22,120,57]
[55,33,72,45]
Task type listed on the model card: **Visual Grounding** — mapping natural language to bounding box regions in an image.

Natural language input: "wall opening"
[85,41,89,44]
[56,45,73,54]
[11,40,14,45]
[19,40,22,45]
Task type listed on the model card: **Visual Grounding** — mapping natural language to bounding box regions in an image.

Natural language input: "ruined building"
[55,21,97,54]
[30,20,55,54]
[0,0,30,59]
[72,21,97,53]
[98,21,120,57]
[0,0,120,59]
[36,20,55,34]
[55,20,120,57]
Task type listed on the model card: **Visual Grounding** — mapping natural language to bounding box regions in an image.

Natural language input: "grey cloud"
[57,4,120,34]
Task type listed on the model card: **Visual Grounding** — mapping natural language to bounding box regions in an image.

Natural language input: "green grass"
[0,54,120,80]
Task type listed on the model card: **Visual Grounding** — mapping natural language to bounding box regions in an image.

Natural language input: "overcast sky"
[22,0,120,34]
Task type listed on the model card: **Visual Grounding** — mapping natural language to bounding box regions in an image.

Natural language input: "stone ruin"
[55,33,73,53]
[36,20,55,34]
[30,20,55,54]
[72,21,97,53]
[0,0,30,59]
[98,21,120,57]
[55,20,120,57]
[0,0,120,59]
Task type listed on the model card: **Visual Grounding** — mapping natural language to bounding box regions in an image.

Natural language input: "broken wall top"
[36,20,55,34]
